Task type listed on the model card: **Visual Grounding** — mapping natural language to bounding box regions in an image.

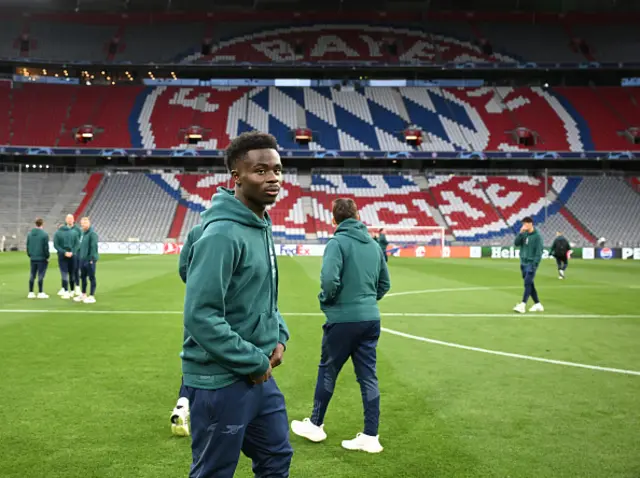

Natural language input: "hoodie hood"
[201,187,271,230]
[334,218,373,244]
[60,225,72,232]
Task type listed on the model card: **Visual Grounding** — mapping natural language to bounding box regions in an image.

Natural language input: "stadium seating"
[3,84,640,152]
[310,174,442,243]
[0,171,89,244]
[4,171,639,247]
[562,176,640,246]
[1,21,639,64]
[84,173,177,241]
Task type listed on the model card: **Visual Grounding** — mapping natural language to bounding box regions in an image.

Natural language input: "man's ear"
[332,217,337,226]
[356,212,360,221]
[231,169,240,186]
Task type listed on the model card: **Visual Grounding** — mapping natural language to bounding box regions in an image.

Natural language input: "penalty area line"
[381,327,640,377]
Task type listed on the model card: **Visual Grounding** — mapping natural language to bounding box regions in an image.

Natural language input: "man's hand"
[249,364,272,385]
[270,343,285,368]
[520,225,527,234]
[64,252,73,258]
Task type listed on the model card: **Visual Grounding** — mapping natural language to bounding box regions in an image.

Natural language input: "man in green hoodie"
[53,221,79,299]
[513,216,544,313]
[374,228,389,262]
[66,214,83,297]
[182,132,292,477]
[26,218,50,299]
[73,217,99,304]
[291,198,391,454]
[169,222,203,438]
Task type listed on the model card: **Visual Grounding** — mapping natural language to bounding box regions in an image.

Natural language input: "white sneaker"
[291,418,327,443]
[341,433,383,453]
[74,286,81,296]
[83,296,96,304]
[57,288,66,296]
[73,294,86,302]
[558,275,564,280]
[60,292,71,300]
[513,302,526,314]
[27,292,36,299]
[559,270,565,279]
[36,292,49,299]
[170,398,190,437]
[529,303,544,312]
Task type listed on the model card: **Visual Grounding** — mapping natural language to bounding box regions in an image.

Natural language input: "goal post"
[366,225,448,258]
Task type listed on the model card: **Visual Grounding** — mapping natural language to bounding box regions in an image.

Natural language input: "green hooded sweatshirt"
[79,227,99,262]
[178,224,203,284]
[376,232,389,253]
[53,225,79,257]
[70,224,82,254]
[514,228,543,267]
[26,228,50,261]
[181,187,290,390]
[319,218,391,323]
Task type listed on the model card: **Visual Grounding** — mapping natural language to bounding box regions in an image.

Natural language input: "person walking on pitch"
[74,217,99,304]
[170,222,203,438]
[513,216,544,313]
[26,218,50,299]
[291,198,391,454]
[549,232,571,280]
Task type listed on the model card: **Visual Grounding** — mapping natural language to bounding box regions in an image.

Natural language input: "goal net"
[366,226,448,258]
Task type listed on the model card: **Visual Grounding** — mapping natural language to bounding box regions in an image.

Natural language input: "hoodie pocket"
[246,312,277,353]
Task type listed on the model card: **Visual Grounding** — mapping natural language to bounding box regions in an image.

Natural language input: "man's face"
[66,214,74,226]
[234,149,282,208]
[81,218,90,231]
[524,222,533,233]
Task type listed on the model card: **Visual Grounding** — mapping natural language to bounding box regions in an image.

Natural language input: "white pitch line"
[381,327,640,376]
[384,284,627,298]
[1,309,640,319]
[1,309,638,375]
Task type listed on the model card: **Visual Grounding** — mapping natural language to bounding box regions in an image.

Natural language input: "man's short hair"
[224,131,278,171]
[35,218,43,227]
[332,198,358,224]
[522,216,534,224]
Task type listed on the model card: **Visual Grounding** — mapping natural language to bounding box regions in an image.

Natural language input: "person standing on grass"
[53,221,79,299]
[74,217,99,304]
[549,231,571,280]
[291,198,391,454]
[182,132,292,477]
[169,222,203,438]
[66,214,83,297]
[513,216,544,314]
[26,218,50,299]
[376,228,389,262]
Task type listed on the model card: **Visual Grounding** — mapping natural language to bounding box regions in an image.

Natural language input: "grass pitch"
[0,253,639,478]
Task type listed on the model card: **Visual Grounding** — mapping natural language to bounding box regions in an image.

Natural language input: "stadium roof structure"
[4,0,640,13]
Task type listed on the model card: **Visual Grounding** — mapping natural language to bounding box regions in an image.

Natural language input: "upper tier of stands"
[2,84,638,152]
[1,21,639,64]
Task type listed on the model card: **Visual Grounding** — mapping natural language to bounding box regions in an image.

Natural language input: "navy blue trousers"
[521,263,540,304]
[184,378,292,478]
[310,320,381,436]
[72,255,80,286]
[555,257,568,271]
[80,260,97,296]
[58,255,75,290]
[29,260,48,292]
